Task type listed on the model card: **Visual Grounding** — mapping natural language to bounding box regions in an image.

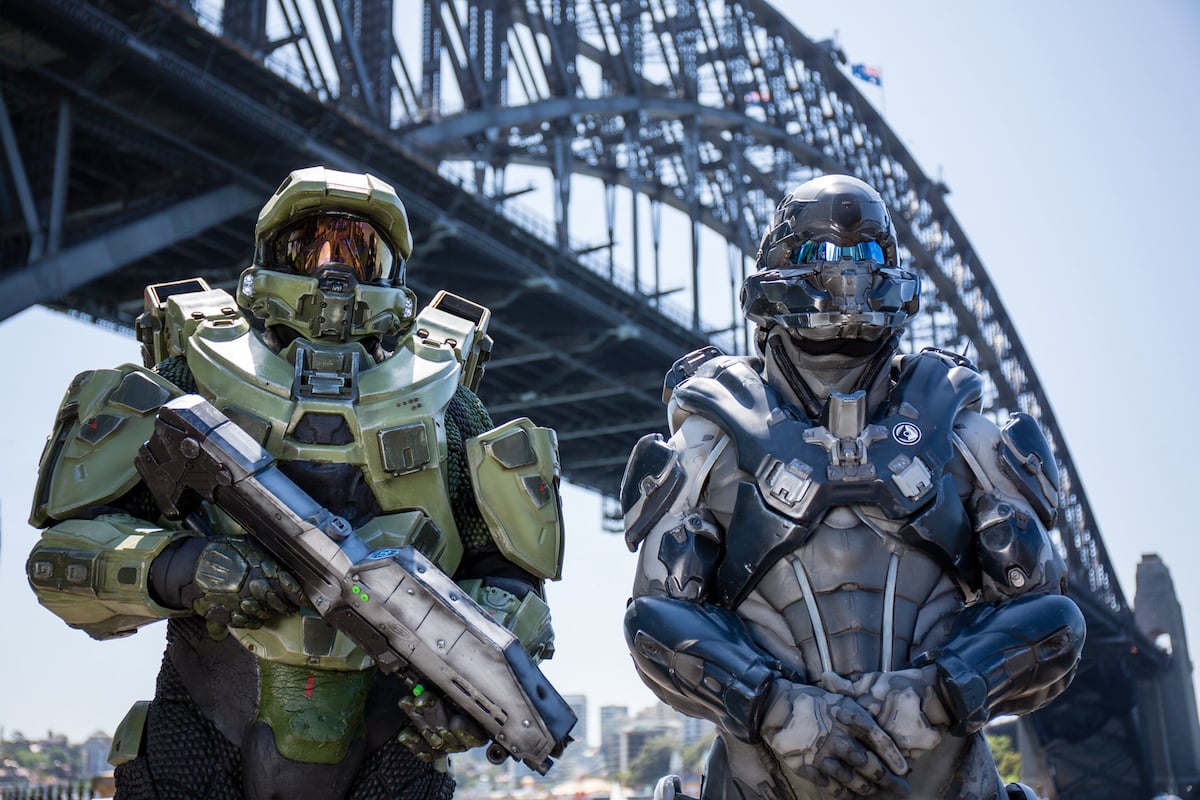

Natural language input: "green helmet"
[236,166,418,343]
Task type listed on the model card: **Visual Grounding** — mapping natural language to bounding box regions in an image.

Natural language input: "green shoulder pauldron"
[466,417,565,582]
[30,365,181,527]
[440,366,565,585]
[27,365,186,639]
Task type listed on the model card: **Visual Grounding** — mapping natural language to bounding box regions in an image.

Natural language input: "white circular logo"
[892,422,922,445]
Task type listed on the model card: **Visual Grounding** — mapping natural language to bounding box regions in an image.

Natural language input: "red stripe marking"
[305,674,315,697]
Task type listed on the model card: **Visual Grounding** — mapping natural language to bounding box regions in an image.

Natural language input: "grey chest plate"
[673,352,981,605]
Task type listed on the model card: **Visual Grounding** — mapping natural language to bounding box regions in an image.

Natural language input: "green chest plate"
[185,320,472,668]
[184,318,462,553]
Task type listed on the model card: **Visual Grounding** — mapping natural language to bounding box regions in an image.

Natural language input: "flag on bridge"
[851,63,883,87]
[743,88,771,105]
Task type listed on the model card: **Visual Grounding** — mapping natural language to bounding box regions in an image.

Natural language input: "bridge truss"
[214,0,1124,613]
[0,1,1188,795]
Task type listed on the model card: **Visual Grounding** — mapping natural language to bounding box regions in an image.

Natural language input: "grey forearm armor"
[914,592,1085,735]
[624,594,783,742]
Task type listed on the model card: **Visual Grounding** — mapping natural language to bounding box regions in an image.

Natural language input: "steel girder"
[0,185,260,319]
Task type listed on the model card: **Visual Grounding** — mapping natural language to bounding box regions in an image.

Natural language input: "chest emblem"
[892,422,921,445]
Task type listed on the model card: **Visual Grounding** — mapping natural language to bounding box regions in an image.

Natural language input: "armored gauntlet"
[397,686,488,762]
[820,667,951,761]
[913,593,1085,735]
[150,535,305,632]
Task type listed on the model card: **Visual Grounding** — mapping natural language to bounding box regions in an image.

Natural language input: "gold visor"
[269,215,395,283]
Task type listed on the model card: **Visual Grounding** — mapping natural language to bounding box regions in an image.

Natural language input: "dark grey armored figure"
[620,175,1084,800]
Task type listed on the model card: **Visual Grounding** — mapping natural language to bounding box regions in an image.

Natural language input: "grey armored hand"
[624,595,913,796]
[761,680,912,798]
[820,669,950,763]
[150,535,304,630]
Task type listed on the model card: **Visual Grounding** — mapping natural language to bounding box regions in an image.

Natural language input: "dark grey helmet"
[742,174,919,344]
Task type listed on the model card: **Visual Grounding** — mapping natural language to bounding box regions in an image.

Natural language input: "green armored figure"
[26,166,568,800]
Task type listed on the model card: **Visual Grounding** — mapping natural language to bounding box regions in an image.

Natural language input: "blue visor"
[793,240,886,265]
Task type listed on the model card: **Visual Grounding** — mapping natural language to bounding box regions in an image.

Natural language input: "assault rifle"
[134,394,575,774]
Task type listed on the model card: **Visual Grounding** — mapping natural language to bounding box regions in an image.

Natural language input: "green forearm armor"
[26,513,190,639]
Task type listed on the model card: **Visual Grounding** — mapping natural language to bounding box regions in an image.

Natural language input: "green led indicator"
[412,684,425,697]
[352,585,361,595]
[360,593,370,602]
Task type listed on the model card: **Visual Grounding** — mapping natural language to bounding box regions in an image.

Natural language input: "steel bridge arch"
[342,0,1122,614]
[0,0,1125,616]
[399,94,837,244]
[1,1,1187,793]
[0,0,1126,615]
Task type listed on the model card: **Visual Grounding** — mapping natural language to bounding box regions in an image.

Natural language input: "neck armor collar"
[237,265,416,345]
[766,332,899,419]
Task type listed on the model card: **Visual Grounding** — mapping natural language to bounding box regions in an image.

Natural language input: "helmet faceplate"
[266,213,396,284]
[743,174,919,343]
[239,166,417,343]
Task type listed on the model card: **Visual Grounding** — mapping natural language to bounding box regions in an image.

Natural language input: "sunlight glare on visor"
[794,240,886,265]
[272,216,394,283]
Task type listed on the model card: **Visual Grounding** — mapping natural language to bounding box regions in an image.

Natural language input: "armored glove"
[150,535,304,632]
[397,684,488,762]
[820,668,950,763]
[761,679,911,797]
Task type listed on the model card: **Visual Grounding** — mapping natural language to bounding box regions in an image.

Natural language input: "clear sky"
[2,0,1199,749]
